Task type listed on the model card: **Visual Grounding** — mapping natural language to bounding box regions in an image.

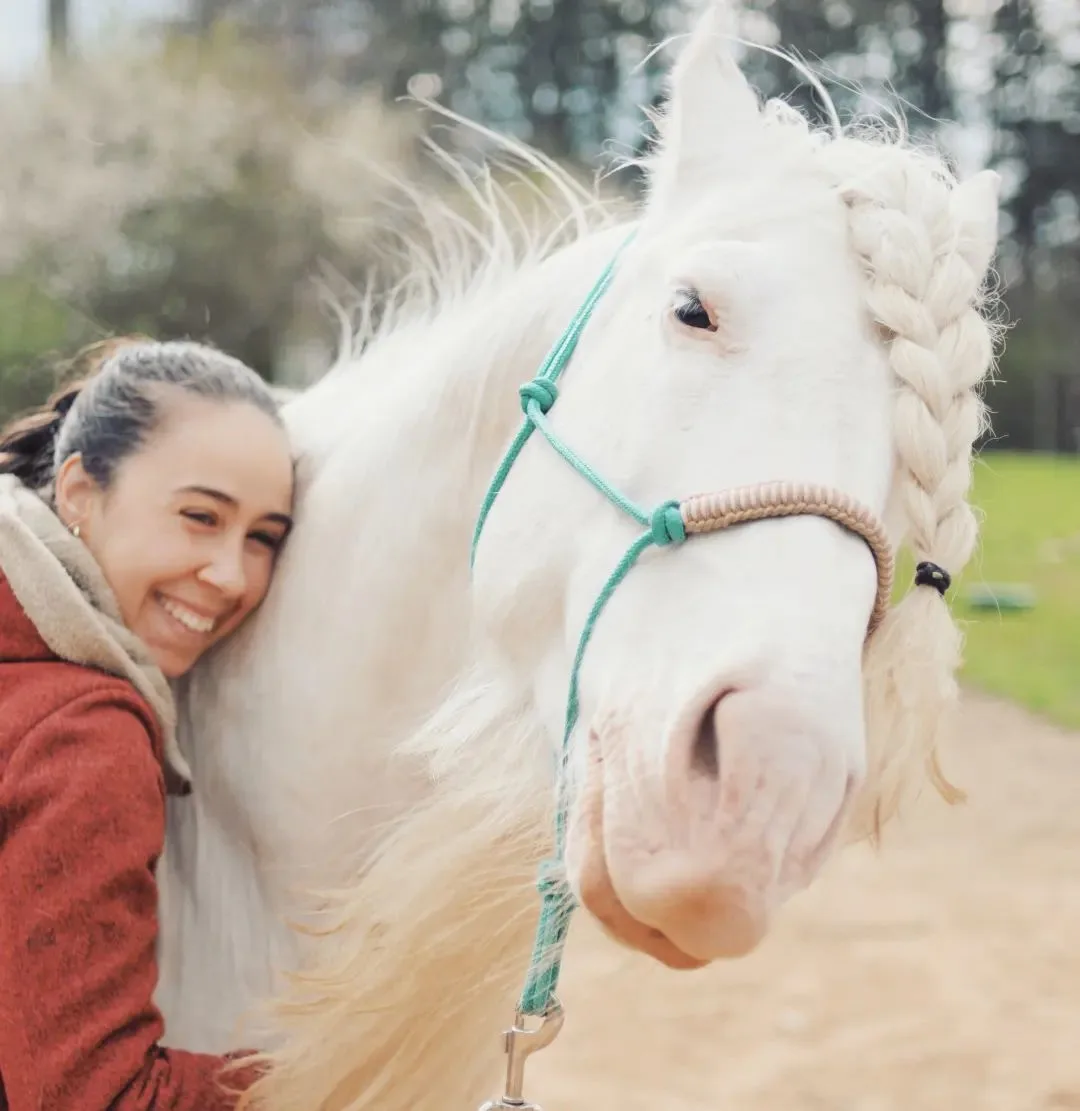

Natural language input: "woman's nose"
[197,545,247,598]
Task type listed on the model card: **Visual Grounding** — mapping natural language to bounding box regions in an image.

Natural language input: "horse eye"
[673,289,717,332]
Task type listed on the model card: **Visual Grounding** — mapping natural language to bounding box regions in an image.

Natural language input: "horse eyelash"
[673,288,718,333]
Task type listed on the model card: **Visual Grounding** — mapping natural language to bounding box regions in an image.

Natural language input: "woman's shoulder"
[1,658,158,729]
[0,576,162,790]
[0,573,171,808]
[0,680,167,859]
[0,659,159,749]
[0,568,156,715]
[0,569,55,664]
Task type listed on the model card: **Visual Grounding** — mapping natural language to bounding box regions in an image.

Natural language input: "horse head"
[468,0,1000,969]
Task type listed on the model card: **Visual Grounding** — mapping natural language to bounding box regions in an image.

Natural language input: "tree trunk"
[48,0,70,62]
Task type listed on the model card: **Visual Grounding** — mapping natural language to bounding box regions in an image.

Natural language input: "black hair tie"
[915,561,951,596]
[53,391,79,417]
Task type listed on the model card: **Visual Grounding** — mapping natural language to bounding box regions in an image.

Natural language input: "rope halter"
[469,233,895,1030]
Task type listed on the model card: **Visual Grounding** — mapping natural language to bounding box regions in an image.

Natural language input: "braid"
[827,142,1001,840]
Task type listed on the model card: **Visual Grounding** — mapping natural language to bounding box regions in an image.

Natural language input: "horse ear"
[646,1,764,209]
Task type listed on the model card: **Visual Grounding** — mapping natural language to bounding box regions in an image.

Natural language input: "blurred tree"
[735,0,953,139]
[0,33,423,418]
[986,0,1080,452]
[11,0,1079,449]
[164,0,1080,452]
[49,0,71,61]
[173,0,685,167]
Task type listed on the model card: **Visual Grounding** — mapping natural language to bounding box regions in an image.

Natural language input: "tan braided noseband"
[681,481,895,637]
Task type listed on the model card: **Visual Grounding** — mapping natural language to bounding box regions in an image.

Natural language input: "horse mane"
[221,114,624,1111]
[309,101,624,379]
[230,74,1002,1111]
[821,118,1004,838]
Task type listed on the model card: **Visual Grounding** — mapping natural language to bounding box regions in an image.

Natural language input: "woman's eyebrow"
[177,485,293,530]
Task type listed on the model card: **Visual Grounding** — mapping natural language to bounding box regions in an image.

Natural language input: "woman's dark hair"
[0,337,283,495]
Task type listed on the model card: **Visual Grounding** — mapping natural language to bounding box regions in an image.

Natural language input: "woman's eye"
[673,289,717,332]
[249,531,284,553]
[182,509,217,527]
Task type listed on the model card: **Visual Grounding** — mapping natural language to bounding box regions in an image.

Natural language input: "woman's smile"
[156,592,224,637]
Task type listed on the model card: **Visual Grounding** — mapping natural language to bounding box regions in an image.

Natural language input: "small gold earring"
[70,523,81,539]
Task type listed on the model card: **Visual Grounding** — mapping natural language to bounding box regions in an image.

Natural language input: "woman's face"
[55,390,295,678]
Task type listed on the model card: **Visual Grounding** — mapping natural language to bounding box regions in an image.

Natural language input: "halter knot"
[650,501,686,547]
[519,379,559,416]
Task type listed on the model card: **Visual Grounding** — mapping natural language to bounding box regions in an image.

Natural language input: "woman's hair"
[0,337,283,494]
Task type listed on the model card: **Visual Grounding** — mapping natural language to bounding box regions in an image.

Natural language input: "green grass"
[947,451,1080,728]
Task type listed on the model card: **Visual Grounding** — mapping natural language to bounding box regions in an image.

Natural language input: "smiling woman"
[51,380,294,679]
[0,336,293,1110]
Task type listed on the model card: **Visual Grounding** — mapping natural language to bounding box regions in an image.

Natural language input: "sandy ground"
[518,690,1080,1111]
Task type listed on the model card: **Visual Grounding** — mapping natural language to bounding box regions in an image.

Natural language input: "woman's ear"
[53,453,99,533]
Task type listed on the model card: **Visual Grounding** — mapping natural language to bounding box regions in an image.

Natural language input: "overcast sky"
[0,0,182,79]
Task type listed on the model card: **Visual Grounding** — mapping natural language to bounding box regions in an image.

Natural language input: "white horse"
[155,3,1001,1108]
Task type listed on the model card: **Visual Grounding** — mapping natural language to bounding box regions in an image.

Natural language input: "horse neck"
[248,221,633,771]
[176,220,632,862]
[315,222,631,528]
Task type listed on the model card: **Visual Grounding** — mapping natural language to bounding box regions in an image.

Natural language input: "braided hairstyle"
[0,337,282,498]
[823,139,1001,839]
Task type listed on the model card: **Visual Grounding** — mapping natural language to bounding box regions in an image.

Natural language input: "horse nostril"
[689,690,734,780]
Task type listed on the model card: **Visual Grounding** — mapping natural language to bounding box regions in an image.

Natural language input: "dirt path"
[525,690,1080,1110]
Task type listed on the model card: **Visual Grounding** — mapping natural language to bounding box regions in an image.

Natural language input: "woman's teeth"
[160,596,216,634]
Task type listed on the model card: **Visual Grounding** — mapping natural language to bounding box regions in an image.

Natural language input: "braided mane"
[825,135,1001,836]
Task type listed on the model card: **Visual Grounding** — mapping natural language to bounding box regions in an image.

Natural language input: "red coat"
[0,573,261,1109]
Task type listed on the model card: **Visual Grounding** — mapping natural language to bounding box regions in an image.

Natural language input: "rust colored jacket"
[0,573,260,1109]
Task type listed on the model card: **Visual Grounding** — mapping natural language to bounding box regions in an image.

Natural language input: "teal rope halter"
[470,234,695,1016]
[469,236,896,1025]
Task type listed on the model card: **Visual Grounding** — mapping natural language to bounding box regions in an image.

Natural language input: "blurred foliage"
[4,0,1080,453]
[886,451,1080,727]
[0,278,77,415]
[955,452,1080,728]
[0,27,426,419]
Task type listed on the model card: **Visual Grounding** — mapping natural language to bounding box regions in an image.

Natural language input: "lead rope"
[470,235,662,1024]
